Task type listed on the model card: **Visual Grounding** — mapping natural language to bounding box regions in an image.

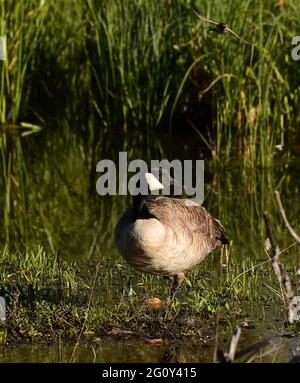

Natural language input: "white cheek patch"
[145,172,164,191]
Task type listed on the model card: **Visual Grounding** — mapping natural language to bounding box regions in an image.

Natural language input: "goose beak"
[145,172,164,192]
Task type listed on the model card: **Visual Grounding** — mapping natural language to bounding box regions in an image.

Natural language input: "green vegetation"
[0,163,299,344]
[0,239,289,344]
[1,0,300,244]
[0,0,299,358]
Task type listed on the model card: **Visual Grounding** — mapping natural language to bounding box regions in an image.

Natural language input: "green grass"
[0,211,298,344]
[0,245,77,293]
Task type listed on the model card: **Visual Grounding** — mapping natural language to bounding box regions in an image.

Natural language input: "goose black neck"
[132,193,157,219]
[133,194,148,214]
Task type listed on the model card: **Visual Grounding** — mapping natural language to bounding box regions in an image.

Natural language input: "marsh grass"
[0,210,297,344]
[1,0,300,244]
[190,0,300,165]
[0,250,290,344]
[0,1,47,244]
[0,245,77,295]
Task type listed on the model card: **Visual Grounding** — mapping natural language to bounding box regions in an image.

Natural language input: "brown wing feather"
[144,197,228,249]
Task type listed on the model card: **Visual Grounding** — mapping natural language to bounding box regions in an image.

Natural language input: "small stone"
[143,298,163,309]
[106,328,133,336]
[145,338,163,346]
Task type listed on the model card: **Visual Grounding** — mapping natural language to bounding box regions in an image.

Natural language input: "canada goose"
[114,170,228,305]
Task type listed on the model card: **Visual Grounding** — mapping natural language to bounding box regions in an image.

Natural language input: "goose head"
[147,167,182,196]
[145,172,164,192]
[132,168,182,214]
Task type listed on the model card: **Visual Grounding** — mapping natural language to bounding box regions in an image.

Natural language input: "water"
[0,341,167,363]
[0,315,298,363]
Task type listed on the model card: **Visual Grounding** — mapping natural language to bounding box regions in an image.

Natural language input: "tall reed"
[0,1,47,244]
[0,0,299,247]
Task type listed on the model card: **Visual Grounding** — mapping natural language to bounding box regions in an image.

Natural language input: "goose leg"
[170,272,185,299]
[165,272,185,319]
